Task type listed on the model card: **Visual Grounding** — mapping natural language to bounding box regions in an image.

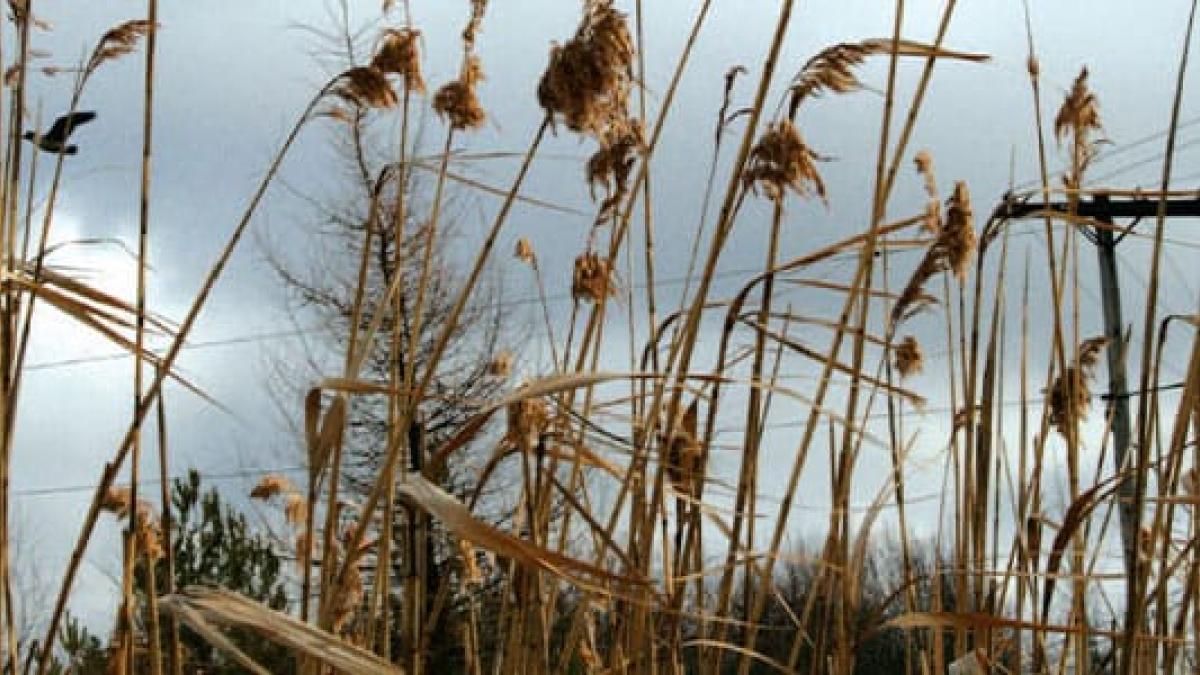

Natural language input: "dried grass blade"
[396,473,644,588]
[161,587,403,674]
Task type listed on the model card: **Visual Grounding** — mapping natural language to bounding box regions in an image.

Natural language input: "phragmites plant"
[943,181,977,281]
[1048,336,1109,437]
[743,119,827,202]
[787,38,988,118]
[19,4,1200,675]
[1055,66,1103,187]
[462,0,488,47]
[914,149,941,233]
[537,0,635,137]
[99,487,161,558]
[85,19,154,75]
[586,120,645,201]
[505,396,550,454]
[371,27,425,94]
[1054,67,1102,145]
[787,41,880,117]
[663,400,702,497]
[894,335,924,378]
[488,350,514,377]
[433,54,486,130]
[571,251,617,303]
[333,65,399,109]
[249,474,297,500]
[514,237,536,264]
[892,180,977,324]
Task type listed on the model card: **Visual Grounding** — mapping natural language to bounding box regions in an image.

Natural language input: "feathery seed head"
[662,400,702,498]
[743,119,826,203]
[787,41,880,117]
[371,28,425,94]
[1048,336,1109,437]
[538,1,634,138]
[894,335,924,378]
[505,395,550,452]
[944,181,977,281]
[463,0,488,47]
[284,493,307,526]
[585,120,644,200]
[571,251,616,303]
[514,237,536,264]
[250,474,296,500]
[433,55,486,130]
[488,351,513,377]
[334,66,399,109]
[87,20,154,73]
[1055,67,1101,144]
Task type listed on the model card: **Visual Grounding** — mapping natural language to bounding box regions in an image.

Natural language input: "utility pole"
[990,190,1200,582]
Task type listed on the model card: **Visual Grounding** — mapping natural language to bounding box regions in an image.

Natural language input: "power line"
[24,249,916,373]
[13,465,309,499]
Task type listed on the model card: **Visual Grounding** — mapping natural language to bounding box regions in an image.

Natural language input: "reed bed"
[0,1,1198,674]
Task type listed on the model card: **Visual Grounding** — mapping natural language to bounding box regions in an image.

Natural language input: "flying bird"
[23,111,97,154]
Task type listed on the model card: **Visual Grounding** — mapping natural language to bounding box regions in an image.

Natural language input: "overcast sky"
[10,0,1200,628]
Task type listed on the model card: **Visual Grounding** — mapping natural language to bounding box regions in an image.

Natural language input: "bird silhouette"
[23,111,97,154]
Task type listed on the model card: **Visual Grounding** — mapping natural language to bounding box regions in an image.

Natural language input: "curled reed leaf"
[743,119,826,202]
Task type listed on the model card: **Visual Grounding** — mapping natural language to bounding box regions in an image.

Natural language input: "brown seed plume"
[334,66,399,109]
[514,237,536,264]
[943,181,977,281]
[1054,67,1101,145]
[914,150,940,233]
[87,19,154,73]
[433,55,486,130]
[788,41,877,117]
[250,474,296,500]
[537,1,635,138]
[663,400,702,498]
[894,335,924,378]
[505,395,550,453]
[743,119,826,203]
[1048,336,1109,437]
[463,0,488,47]
[488,350,513,377]
[371,27,425,94]
[571,251,616,303]
[1054,67,1103,185]
[893,180,978,324]
[585,120,644,200]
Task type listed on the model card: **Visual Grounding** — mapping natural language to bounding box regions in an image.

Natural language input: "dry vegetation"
[0,0,1198,674]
